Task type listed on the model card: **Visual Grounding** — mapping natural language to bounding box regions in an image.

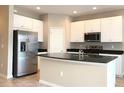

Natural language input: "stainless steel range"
[83,45,103,55]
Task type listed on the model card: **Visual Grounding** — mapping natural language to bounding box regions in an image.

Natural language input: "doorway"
[49,27,65,53]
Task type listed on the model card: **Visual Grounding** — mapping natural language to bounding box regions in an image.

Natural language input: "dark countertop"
[38,53,117,63]
[38,49,47,52]
[67,49,124,55]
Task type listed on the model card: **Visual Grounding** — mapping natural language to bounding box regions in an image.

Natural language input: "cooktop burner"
[84,45,103,55]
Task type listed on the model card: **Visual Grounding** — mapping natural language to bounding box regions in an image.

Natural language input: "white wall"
[42,15,48,49]
[7,6,14,79]
[41,14,71,52]
[64,17,71,49]
[39,57,116,87]
[14,6,41,20]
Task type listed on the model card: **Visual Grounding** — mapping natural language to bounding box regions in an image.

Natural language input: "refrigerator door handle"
[25,41,28,56]
[20,42,26,52]
[26,42,28,52]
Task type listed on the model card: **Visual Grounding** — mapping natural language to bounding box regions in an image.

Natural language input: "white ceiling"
[15,5,124,17]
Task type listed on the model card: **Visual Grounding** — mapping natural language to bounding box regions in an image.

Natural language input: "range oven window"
[84,32,101,42]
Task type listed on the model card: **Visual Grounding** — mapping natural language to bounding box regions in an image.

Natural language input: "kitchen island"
[38,53,117,87]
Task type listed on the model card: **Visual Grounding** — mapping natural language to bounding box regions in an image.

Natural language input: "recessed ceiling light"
[92,7,97,10]
[14,10,18,13]
[36,6,41,10]
[73,11,77,14]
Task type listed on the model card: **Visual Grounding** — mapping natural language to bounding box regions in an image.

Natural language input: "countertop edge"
[40,56,108,66]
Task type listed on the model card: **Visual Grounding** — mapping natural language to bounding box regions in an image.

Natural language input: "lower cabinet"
[100,53,124,77]
[38,52,48,70]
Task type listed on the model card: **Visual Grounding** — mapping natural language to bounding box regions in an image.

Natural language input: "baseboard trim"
[39,80,62,87]
[0,74,13,79]
[120,73,124,78]
[116,73,124,78]
[7,75,13,79]
[0,73,7,79]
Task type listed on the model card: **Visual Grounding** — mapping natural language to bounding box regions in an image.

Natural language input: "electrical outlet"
[112,45,114,49]
[60,71,63,77]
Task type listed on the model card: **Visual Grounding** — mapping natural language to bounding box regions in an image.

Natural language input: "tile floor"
[0,73,124,87]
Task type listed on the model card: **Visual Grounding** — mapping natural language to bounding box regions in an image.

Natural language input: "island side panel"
[39,57,109,87]
[107,59,116,87]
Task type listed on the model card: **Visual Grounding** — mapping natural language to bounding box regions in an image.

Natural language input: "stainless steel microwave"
[84,32,101,42]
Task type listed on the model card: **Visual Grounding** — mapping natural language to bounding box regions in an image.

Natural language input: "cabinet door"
[13,14,33,30]
[101,17,111,42]
[101,16,122,42]
[85,19,100,33]
[110,16,122,42]
[13,14,25,29]
[23,16,33,30]
[70,21,84,42]
[32,19,43,42]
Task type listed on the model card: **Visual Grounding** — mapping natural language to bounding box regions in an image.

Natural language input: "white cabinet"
[70,21,84,42]
[32,19,43,42]
[13,14,33,30]
[100,53,124,77]
[101,16,122,42]
[13,14,43,42]
[70,16,122,43]
[84,19,100,33]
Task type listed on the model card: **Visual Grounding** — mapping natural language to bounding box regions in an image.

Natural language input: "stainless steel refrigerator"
[13,30,38,77]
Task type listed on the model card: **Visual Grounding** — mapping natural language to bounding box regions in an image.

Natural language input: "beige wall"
[0,6,9,78]
[0,5,13,79]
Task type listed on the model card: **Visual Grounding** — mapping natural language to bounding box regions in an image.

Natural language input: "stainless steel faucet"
[79,49,84,56]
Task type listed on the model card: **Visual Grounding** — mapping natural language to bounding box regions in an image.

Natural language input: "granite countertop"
[67,49,124,55]
[38,53,117,63]
[38,49,47,52]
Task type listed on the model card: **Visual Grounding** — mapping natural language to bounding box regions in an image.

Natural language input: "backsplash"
[38,42,44,49]
[70,42,123,50]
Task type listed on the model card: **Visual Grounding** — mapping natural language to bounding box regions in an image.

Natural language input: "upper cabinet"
[84,19,100,33]
[101,16,122,42]
[13,14,43,42]
[13,14,33,30]
[70,16,123,43]
[32,19,43,42]
[70,21,85,42]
